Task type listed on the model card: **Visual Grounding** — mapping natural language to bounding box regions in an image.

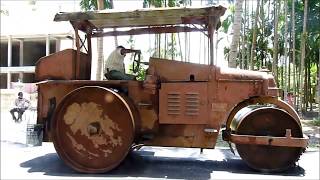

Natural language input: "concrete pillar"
[72,34,75,49]
[19,39,24,81]
[55,38,60,52]
[46,35,50,56]
[7,36,12,88]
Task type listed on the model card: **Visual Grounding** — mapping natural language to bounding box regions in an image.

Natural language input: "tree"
[318,48,320,115]
[291,0,297,108]
[272,0,279,83]
[221,0,319,113]
[299,0,308,112]
[284,0,289,101]
[0,9,9,16]
[228,0,244,68]
[249,0,260,70]
[145,0,192,60]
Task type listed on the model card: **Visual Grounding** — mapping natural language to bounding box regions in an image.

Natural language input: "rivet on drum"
[105,93,114,103]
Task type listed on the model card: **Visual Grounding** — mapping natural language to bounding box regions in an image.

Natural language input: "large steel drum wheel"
[51,86,135,173]
[233,106,304,172]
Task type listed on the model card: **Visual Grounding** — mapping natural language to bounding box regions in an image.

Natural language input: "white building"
[0,0,80,89]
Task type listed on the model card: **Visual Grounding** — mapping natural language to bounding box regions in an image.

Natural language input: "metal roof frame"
[54,6,226,37]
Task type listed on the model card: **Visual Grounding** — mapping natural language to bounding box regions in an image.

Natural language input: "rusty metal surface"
[33,3,309,174]
[35,49,91,81]
[230,106,304,172]
[159,82,208,124]
[35,58,309,173]
[51,86,135,173]
[225,97,301,130]
[229,132,309,148]
[37,80,130,141]
[142,124,218,148]
[37,59,306,151]
[149,58,211,82]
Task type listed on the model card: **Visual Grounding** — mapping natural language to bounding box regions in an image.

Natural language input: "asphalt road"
[1,112,319,179]
[0,141,319,180]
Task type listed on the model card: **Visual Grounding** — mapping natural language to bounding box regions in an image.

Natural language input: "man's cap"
[117,45,125,49]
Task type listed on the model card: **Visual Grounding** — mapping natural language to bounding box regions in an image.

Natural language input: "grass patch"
[310,117,320,126]
[308,143,320,148]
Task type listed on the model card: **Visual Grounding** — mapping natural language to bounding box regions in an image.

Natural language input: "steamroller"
[34,5,309,173]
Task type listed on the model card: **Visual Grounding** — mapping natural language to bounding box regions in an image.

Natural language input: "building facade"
[0,1,80,89]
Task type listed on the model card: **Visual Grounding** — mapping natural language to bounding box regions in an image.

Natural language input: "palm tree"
[318,49,320,115]
[284,0,288,101]
[96,0,105,80]
[250,0,260,70]
[300,0,308,112]
[272,0,279,83]
[291,0,297,108]
[80,0,111,80]
[228,0,244,68]
[240,0,247,69]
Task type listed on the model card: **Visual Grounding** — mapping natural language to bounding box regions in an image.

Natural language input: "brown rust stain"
[63,102,123,156]
[140,109,157,130]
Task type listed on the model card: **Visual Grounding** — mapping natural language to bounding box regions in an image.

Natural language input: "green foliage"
[221,14,233,33]
[125,36,147,81]
[80,0,111,11]
[168,0,176,7]
[128,63,147,81]
[144,0,192,8]
[311,117,320,126]
[0,9,9,16]
[28,0,36,5]
[221,0,319,111]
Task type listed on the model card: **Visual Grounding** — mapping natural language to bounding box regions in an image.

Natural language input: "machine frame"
[35,5,308,173]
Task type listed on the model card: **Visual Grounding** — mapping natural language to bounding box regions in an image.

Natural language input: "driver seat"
[104,68,112,80]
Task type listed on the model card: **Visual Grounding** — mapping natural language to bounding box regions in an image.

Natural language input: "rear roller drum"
[51,86,135,173]
[231,106,304,172]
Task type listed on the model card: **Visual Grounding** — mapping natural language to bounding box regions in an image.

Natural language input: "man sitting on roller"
[104,46,141,80]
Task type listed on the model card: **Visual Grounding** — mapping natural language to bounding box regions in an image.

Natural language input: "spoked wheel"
[232,106,304,172]
[51,86,135,173]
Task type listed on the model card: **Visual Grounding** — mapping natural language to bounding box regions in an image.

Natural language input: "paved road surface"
[1,141,319,180]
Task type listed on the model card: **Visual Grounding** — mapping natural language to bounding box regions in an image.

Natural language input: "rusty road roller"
[35,6,309,173]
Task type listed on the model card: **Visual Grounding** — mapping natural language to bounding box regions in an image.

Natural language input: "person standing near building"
[10,92,30,123]
[104,46,141,80]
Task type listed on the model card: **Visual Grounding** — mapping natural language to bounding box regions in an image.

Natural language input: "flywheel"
[51,86,135,173]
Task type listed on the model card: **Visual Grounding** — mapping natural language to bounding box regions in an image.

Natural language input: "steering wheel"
[132,51,141,74]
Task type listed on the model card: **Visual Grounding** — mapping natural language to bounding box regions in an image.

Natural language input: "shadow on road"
[20,150,306,179]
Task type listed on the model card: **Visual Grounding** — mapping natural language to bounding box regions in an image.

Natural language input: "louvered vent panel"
[185,93,199,116]
[167,93,181,115]
[159,82,207,124]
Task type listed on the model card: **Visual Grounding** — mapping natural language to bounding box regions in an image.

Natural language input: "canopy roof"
[54,6,226,33]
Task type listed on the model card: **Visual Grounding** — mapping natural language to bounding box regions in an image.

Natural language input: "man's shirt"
[15,98,30,109]
[105,47,125,73]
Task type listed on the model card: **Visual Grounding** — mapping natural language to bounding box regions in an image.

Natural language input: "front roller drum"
[51,86,135,173]
[230,106,305,172]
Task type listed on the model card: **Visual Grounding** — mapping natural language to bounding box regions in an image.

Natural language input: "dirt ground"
[301,119,320,149]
